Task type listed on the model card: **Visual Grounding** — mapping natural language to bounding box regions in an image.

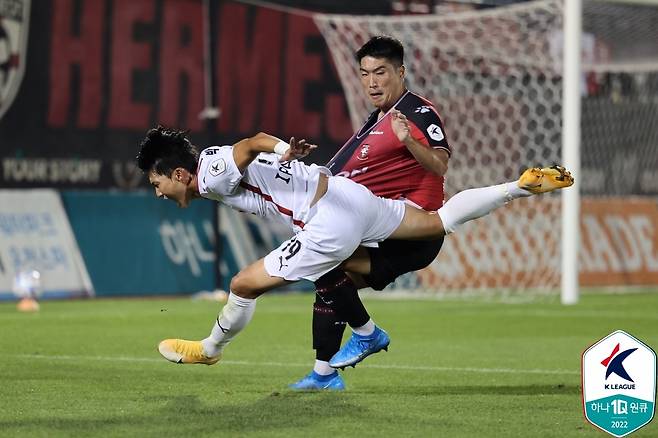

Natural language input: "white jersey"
[197,146,330,231]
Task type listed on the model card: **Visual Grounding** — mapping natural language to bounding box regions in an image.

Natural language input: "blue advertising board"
[61,191,216,296]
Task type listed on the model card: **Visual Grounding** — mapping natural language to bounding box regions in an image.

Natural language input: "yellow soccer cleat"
[158,339,221,365]
[518,165,574,194]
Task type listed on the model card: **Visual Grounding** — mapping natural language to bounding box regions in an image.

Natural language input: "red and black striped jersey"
[326,91,450,211]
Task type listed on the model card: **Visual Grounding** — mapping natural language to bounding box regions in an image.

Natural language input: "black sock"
[312,269,371,361]
[312,299,346,361]
[322,270,370,328]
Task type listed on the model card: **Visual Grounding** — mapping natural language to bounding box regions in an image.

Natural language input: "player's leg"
[291,266,384,388]
[290,243,395,389]
[315,268,367,353]
[292,237,445,388]
[361,238,444,290]
[289,179,404,386]
[158,258,291,365]
[200,258,293,357]
[198,231,350,363]
[290,260,391,389]
[289,270,351,390]
[390,165,575,240]
[326,238,444,370]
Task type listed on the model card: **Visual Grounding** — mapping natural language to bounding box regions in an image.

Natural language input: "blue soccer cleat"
[288,370,345,391]
[329,326,390,370]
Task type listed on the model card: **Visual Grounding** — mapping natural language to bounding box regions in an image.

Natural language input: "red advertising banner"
[0,0,353,189]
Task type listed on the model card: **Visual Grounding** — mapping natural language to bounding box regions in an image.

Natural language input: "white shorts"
[264,176,406,282]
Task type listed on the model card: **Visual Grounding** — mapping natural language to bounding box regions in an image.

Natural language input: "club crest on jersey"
[357,144,370,161]
[0,0,30,121]
[209,159,226,176]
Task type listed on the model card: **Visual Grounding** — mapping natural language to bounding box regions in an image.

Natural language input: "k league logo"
[602,343,637,383]
[426,124,444,142]
[582,330,656,437]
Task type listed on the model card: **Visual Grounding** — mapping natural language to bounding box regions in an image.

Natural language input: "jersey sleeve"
[200,146,243,196]
[405,105,451,156]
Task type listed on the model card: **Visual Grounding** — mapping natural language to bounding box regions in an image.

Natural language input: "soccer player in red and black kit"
[291,36,451,390]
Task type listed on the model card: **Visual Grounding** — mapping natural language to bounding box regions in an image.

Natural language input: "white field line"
[9,353,579,376]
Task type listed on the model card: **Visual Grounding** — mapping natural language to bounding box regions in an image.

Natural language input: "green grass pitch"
[1,292,657,437]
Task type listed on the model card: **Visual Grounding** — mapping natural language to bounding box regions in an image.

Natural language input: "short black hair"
[136,126,199,176]
[355,35,404,67]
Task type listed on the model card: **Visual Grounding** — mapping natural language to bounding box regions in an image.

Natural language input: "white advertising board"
[0,189,93,299]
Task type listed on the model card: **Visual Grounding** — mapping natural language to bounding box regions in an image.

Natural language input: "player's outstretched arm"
[232,132,283,171]
[232,133,317,171]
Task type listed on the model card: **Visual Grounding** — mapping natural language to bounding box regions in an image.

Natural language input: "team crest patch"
[357,144,369,161]
[582,330,656,437]
[209,159,226,176]
[0,0,30,121]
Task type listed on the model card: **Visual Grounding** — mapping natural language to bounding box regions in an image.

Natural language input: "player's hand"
[281,137,318,161]
[391,110,411,143]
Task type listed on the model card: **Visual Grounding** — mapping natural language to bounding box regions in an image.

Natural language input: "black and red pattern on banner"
[0,0,362,189]
[5,1,657,195]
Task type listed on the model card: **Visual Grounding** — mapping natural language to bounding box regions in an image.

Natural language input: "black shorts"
[363,237,444,291]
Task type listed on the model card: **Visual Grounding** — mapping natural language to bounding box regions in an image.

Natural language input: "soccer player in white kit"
[136,126,573,366]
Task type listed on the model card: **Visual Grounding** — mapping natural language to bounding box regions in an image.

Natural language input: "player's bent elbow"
[245,132,276,156]
[251,132,271,145]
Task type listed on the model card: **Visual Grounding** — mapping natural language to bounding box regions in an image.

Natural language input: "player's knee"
[345,272,368,288]
[230,273,257,298]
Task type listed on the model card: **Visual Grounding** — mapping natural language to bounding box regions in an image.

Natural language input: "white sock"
[352,319,375,336]
[201,292,256,357]
[437,181,532,235]
[313,360,336,376]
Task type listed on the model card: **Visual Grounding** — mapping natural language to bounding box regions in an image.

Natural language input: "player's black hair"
[355,35,404,67]
[136,126,199,176]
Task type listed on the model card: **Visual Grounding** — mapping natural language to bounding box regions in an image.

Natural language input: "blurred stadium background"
[1,0,657,301]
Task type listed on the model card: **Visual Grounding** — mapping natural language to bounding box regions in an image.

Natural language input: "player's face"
[359,56,405,111]
[148,169,192,208]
